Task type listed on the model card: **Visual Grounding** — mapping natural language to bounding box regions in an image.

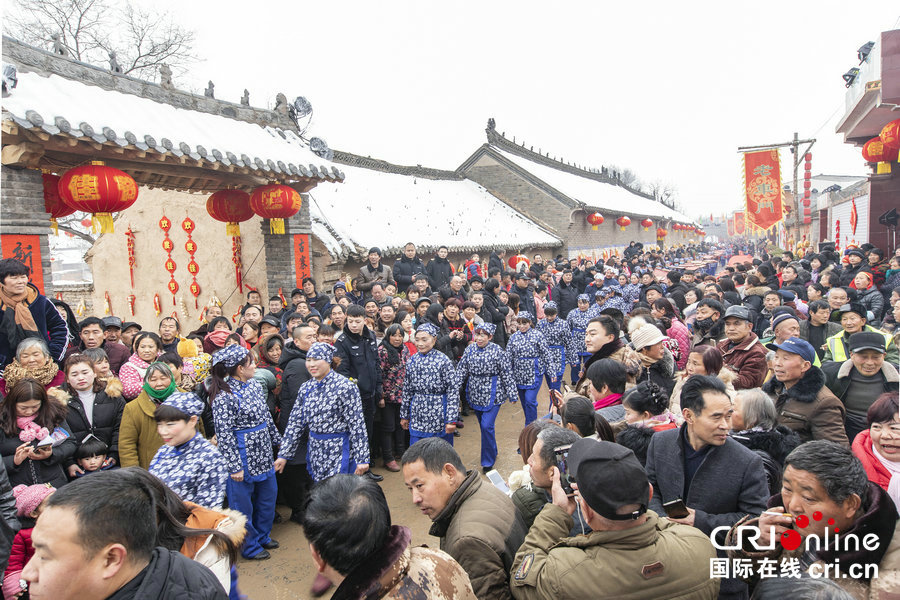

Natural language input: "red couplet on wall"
[294,233,311,286]
[1,235,45,293]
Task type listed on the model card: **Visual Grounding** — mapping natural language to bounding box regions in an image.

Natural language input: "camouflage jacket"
[331,525,476,600]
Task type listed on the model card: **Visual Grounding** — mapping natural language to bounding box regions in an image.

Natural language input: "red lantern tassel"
[226,222,241,236]
[269,218,285,235]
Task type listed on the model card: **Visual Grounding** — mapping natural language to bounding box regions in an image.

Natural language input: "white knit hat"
[630,323,665,351]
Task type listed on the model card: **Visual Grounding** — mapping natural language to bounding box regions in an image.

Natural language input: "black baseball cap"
[121,321,142,332]
[260,316,281,329]
[848,331,886,354]
[567,439,649,521]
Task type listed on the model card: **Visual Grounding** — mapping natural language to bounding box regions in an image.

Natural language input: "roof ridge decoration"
[1,35,297,132]
[484,118,656,201]
[331,150,463,181]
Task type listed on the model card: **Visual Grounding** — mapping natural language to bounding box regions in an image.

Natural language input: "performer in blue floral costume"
[275,342,370,482]
[455,322,517,471]
[400,323,458,446]
[149,391,228,508]
[536,301,572,395]
[566,294,595,385]
[209,344,281,560]
[506,311,554,425]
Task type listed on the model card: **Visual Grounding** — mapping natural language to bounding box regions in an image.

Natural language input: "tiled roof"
[308,164,562,259]
[1,49,343,183]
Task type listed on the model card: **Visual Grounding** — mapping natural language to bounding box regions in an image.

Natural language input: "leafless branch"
[7,0,196,80]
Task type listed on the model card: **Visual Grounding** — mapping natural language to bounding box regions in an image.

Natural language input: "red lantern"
[586,212,604,231]
[615,216,631,231]
[165,258,177,273]
[162,238,174,252]
[656,227,667,238]
[640,218,653,231]
[249,184,302,234]
[880,119,900,151]
[187,260,199,275]
[207,190,254,236]
[185,240,197,253]
[167,280,179,295]
[189,282,201,299]
[673,223,682,231]
[43,173,74,235]
[862,137,899,162]
[58,161,138,233]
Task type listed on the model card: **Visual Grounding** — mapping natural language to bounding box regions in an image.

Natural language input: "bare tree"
[7,0,196,80]
[607,164,640,188]
[647,179,677,209]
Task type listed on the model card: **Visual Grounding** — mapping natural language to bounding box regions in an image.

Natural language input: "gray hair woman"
[0,338,64,394]
[730,388,801,494]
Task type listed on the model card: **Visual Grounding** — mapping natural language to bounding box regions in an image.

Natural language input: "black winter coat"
[513,284,536,316]
[117,547,227,600]
[393,255,426,289]
[0,419,75,489]
[335,326,383,400]
[425,256,454,291]
[552,281,579,318]
[0,284,68,370]
[53,380,126,465]
[488,252,504,275]
[839,262,871,287]
[481,291,509,348]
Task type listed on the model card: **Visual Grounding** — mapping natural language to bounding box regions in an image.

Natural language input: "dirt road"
[237,388,551,599]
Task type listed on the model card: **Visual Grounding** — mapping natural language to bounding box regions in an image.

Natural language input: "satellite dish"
[309,137,333,161]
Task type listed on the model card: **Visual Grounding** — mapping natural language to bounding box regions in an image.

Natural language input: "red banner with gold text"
[1,235,44,293]
[734,211,746,235]
[743,150,783,231]
[727,217,735,237]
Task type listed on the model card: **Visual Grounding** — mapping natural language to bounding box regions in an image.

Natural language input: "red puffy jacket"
[852,429,892,491]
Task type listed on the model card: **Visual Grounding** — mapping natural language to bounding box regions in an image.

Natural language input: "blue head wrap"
[212,344,249,368]
[474,322,496,336]
[307,342,336,362]
[162,392,205,417]
[416,322,440,338]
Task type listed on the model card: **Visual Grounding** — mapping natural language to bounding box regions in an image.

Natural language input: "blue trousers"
[474,404,501,468]
[518,387,540,425]
[409,431,454,447]
[226,472,277,558]
[569,364,582,386]
[544,374,562,393]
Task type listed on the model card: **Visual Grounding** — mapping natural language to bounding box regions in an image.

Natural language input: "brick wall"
[466,162,664,255]
[261,191,314,296]
[0,166,55,294]
[54,283,95,315]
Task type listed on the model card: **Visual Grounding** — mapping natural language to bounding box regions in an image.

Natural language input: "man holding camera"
[509,438,719,599]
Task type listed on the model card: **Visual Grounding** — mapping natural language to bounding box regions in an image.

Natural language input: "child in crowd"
[150,392,228,508]
[3,483,55,599]
[74,434,116,476]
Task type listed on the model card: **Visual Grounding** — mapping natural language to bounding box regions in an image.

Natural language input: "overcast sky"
[145,2,898,218]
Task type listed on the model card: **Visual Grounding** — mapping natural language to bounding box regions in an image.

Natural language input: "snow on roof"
[308,165,561,259]
[2,70,342,180]
[495,149,695,223]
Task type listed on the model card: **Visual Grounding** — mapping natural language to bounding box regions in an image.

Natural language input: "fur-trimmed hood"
[47,376,123,405]
[835,359,899,382]
[762,364,826,403]
[743,286,772,298]
[730,425,801,465]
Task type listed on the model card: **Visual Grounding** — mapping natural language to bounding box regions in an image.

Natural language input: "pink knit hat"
[13,484,55,517]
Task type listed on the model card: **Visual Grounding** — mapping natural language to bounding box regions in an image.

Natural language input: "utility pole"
[737,133,816,242]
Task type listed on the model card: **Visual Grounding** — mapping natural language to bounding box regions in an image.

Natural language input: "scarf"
[0,285,38,333]
[143,379,177,400]
[593,392,622,410]
[2,358,59,388]
[17,414,49,443]
[380,337,402,366]
[638,352,658,369]
[873,444,900,510]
